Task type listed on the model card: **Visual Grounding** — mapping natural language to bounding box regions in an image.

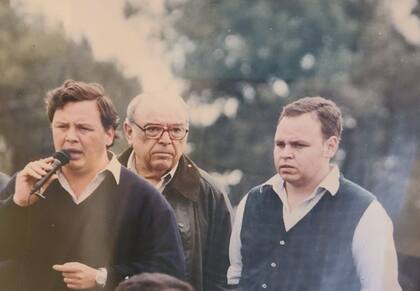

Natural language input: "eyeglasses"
[131,121,189,140]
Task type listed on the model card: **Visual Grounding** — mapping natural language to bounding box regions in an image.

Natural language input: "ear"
[104,128,115,148]
[123,121,134,145]
[323,136,339,159]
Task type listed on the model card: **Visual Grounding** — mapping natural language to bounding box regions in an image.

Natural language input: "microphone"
[30,150,71,198]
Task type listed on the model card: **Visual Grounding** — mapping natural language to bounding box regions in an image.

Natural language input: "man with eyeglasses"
[119,94,232,291]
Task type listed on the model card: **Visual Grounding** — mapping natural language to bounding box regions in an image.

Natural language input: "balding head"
[126,94,189,125]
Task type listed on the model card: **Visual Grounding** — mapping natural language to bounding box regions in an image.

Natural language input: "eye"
[275,141,285,148]
[77,125,94,132]
[145,126,162,134]
[292,142,307,148]
[55,124,68,129]
[170,127,183,134]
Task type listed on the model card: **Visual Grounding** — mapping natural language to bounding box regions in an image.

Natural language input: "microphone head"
[53,150,71,165]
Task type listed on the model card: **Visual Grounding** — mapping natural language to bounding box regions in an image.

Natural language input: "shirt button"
[270,262,277,268]
[261,283,268,289]
[279,240,286,245]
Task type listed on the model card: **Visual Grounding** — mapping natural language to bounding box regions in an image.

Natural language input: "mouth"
[279,165,295,169]
[153,151,173,156]
[63,149,83,160]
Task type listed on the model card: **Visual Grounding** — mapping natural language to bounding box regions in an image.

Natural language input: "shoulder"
[339,176,376,204]
[181,155,226,198]
[197,167,225,196]
[118,167,171,207]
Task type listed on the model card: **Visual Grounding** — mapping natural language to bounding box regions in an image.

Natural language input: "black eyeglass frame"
[131,121,189,140]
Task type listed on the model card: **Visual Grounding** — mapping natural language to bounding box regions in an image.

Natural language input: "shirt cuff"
[95,267,107,288]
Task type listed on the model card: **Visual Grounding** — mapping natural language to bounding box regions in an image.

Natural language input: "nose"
[279,145,294,159]
[158,129,172,144]
[64,126,78,144]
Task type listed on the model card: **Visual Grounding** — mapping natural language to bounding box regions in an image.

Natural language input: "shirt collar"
[155,162,179,192]
[317,164,340,196]
[127,150,178,190]
[59,151,121,184]
[105,152,121,185]
[262,164,340,197]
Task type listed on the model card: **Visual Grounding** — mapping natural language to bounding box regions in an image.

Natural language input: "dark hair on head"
[115,273,194,291]
[278,96,342,141]
[45,80,120,145]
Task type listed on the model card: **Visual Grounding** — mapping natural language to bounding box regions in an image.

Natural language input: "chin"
[153,162,173,172]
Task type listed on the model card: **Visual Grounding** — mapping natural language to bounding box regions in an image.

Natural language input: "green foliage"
[0,2,140,173]
[162,0,420,209]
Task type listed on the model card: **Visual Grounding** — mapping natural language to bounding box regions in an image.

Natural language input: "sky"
[389,0,420,45]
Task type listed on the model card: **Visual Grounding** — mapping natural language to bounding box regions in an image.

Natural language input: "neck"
[135,165,166,187]
[63,154,109,197]
[285,164,332,208]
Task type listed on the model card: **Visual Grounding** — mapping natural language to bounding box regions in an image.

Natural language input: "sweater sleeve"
[0,176,27,260]
[105,181,185,288]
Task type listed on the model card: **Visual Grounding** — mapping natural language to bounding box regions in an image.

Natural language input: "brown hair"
[279,96,342,140]
[45,80,120,144]
[115,273,194,291]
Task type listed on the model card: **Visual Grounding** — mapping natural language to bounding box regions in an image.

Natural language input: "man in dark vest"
[0,80,185,291]
[119,94,232,291]
[228,96,401,291]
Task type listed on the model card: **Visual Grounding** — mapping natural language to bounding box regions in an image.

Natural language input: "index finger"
[52,263,79,273]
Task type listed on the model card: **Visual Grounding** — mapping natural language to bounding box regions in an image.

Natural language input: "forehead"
[275,113,323,141]
[134,98,188,124]
[52,100,101,124]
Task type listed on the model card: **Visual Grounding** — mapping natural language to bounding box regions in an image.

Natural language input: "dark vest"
[238,177,374,291]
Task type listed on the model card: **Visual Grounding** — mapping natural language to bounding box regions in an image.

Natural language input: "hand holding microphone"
[13,150,70,207]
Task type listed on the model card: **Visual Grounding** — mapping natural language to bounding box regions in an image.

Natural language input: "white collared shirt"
[57,152,121,204]
[126,150,177,192]
[228,165,402,291]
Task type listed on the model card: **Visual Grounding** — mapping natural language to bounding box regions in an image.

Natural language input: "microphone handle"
[30,159,62,196]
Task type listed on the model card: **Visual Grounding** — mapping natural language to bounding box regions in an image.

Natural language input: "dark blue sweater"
[238,176,374,291]
[0,167,185,291]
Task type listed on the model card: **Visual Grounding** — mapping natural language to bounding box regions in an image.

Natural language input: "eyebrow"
[53,121,95,127]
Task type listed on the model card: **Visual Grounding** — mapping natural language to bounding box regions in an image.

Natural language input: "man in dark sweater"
[120,94,232,291]
[0,80,185,291]
[228,96,401,291]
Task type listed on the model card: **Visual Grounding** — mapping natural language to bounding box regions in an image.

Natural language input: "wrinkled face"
[273,112,338,189]
[52,100,114,176]
[124,101,188,178]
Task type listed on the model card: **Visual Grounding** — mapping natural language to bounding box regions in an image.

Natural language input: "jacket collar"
[167,155,201,201]
[119,147,201,201]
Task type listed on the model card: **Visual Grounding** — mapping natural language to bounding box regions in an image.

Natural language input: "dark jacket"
[119,148,232,291]
[0,167,185,291]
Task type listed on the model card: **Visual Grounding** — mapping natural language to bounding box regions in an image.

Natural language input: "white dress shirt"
[228,165,402,291]
[57,152,121,204]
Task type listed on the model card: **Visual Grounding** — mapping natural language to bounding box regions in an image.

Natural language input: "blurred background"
[1,0,420,289]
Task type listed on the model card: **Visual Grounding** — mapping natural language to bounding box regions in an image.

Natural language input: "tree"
[0,1,140,173]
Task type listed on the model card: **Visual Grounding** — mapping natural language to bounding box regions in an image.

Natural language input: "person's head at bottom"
[116,273,194,291]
